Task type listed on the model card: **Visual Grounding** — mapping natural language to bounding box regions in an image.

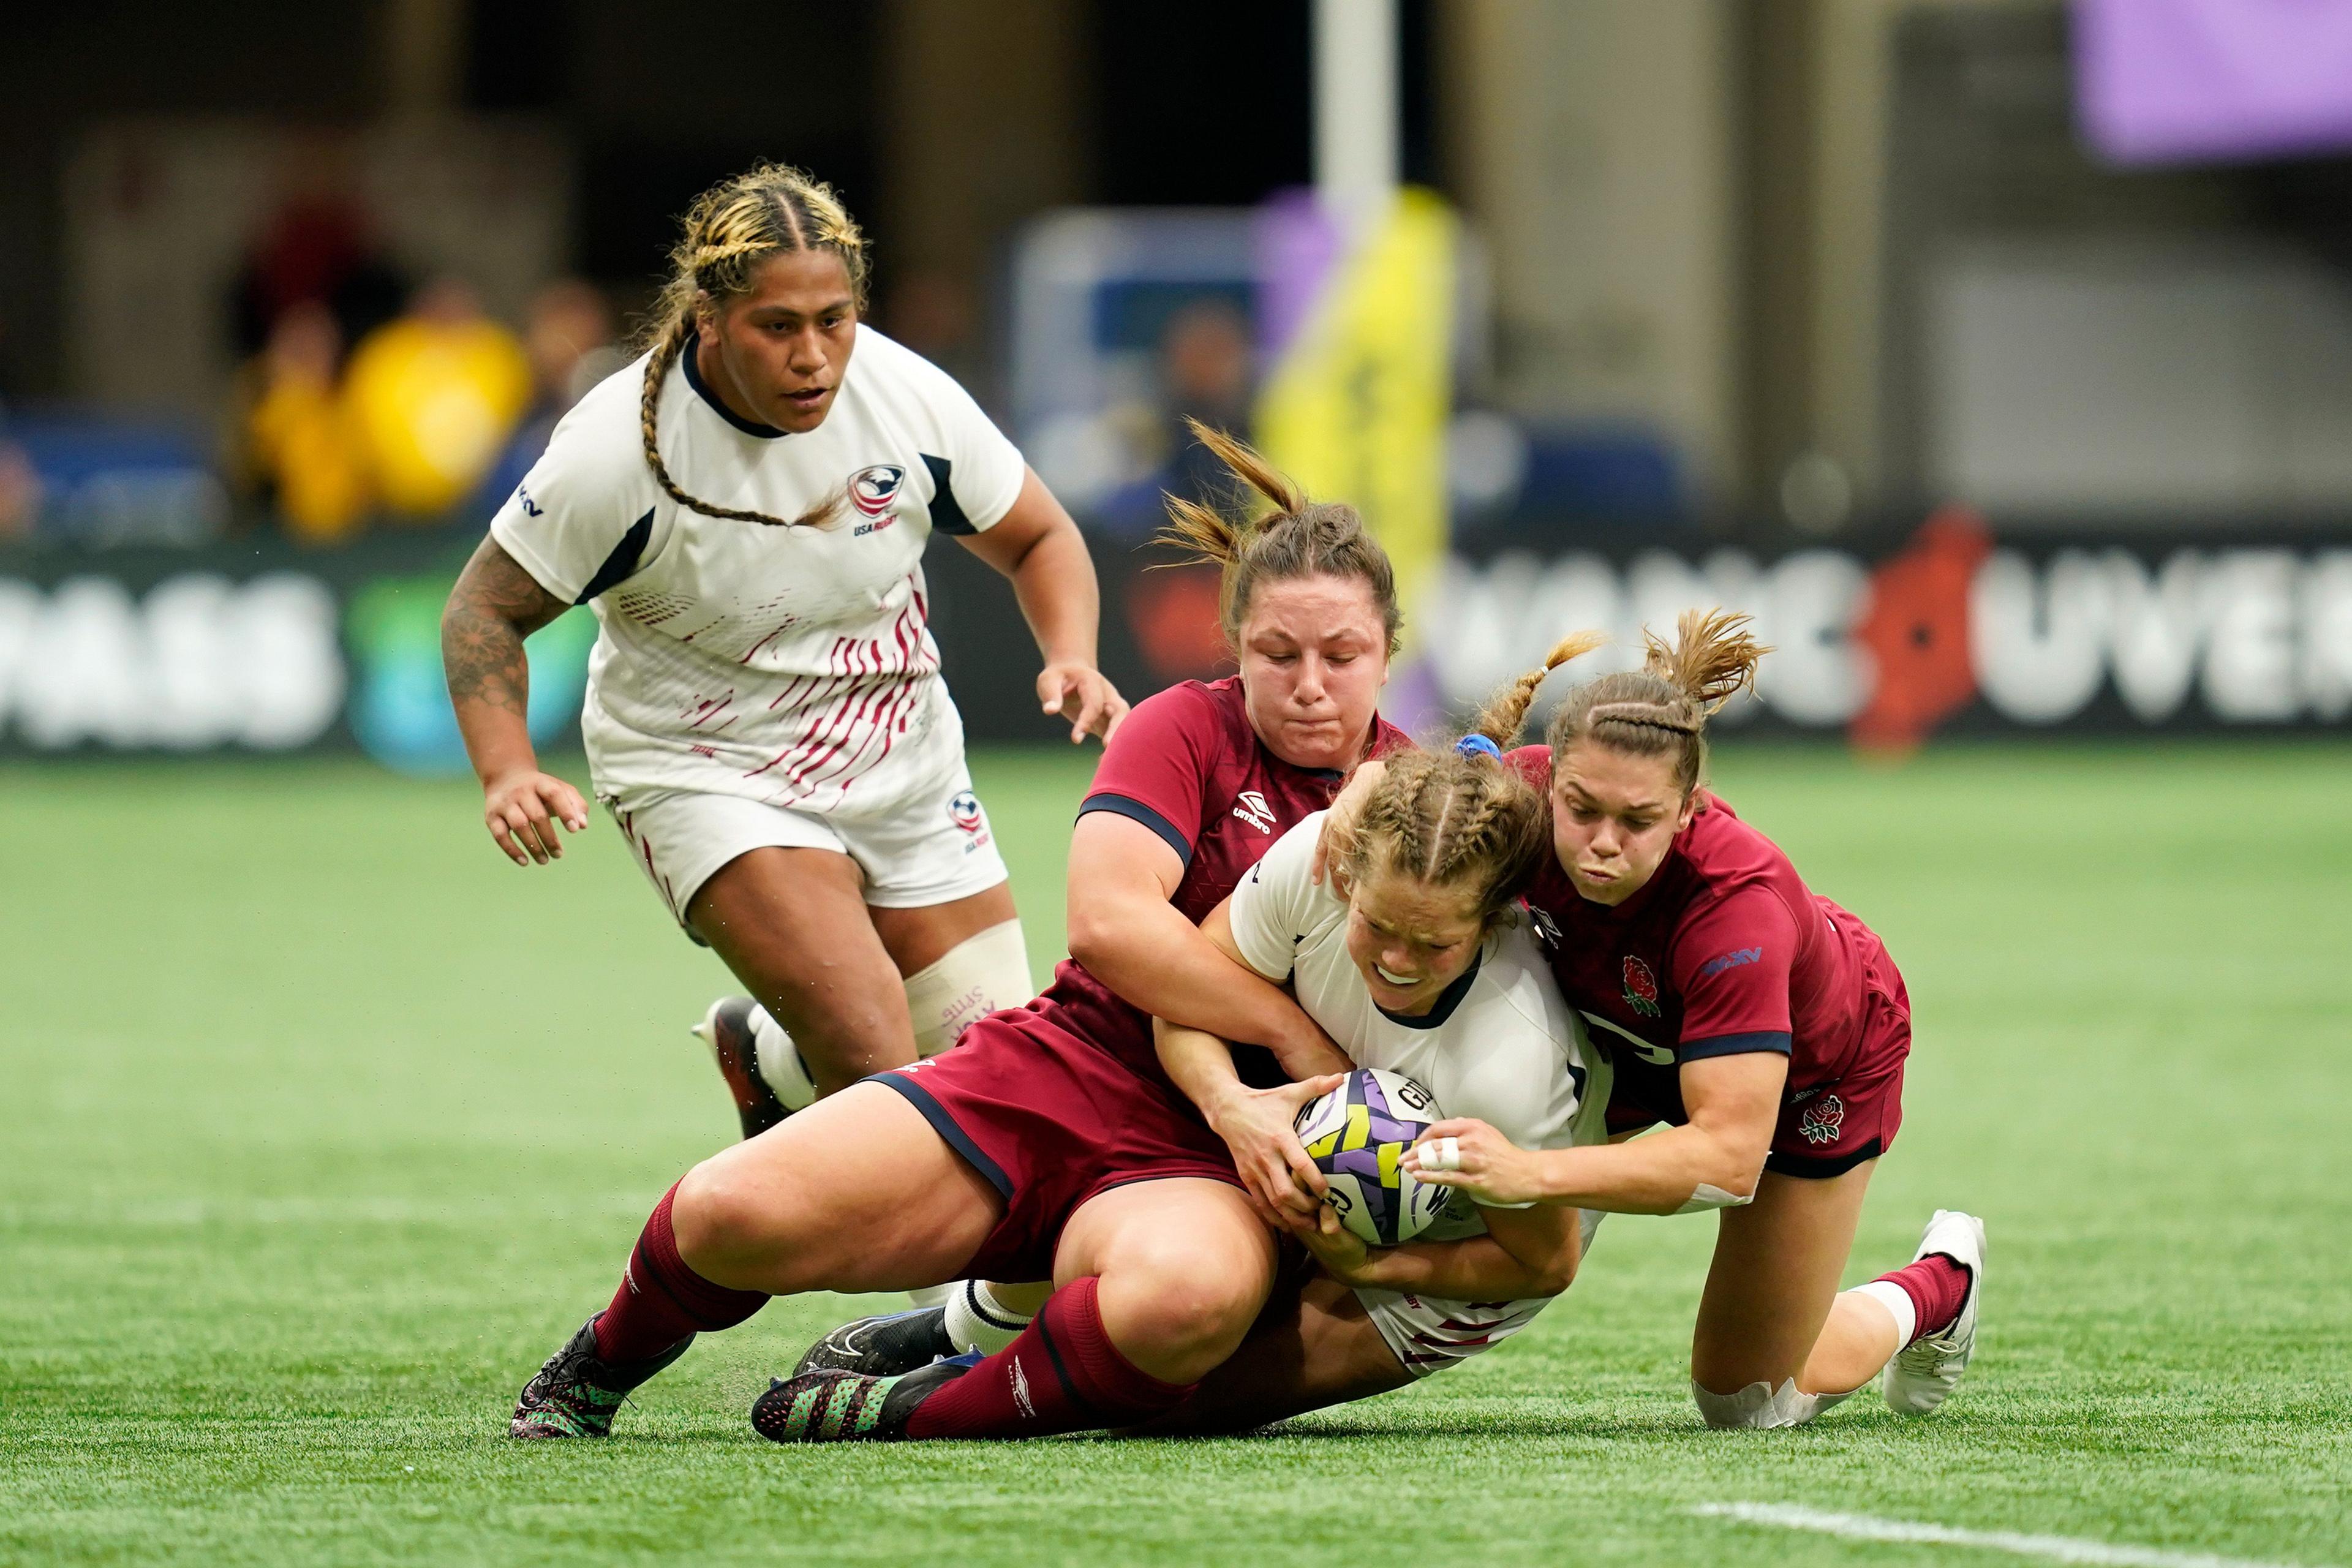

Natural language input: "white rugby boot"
[1881,1208,1986,1415]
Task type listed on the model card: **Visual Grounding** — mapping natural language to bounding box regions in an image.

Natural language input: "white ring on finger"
[1420,1136,1461,1174]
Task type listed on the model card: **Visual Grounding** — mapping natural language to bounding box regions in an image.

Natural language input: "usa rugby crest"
[848,464,907,519]
[1621,956,1661,1018]
[946,790,990,848]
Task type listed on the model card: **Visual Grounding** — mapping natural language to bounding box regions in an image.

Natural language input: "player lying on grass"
[1344,611,1985,1430]
[508,737,1588,1443]
[507,433,1406,1440]
[804,724,1618,1432]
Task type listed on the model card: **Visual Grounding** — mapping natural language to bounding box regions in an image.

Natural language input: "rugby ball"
[1292,1068,1449,1246]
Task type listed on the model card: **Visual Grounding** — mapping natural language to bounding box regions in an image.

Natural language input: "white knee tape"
[1692,1378,1847,1430]
[903,919,1033,1058]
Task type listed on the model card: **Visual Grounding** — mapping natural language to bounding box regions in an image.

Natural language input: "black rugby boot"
[794,1306,956,1378]
[692,996,794,1140]
[510,1318,694,1439]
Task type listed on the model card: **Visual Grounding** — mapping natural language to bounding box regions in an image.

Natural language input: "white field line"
[1691,1503,2328,1568]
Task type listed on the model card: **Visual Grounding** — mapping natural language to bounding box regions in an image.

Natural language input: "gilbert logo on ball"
[1622,956,1662,1019]
[1293,1069,1449,1246]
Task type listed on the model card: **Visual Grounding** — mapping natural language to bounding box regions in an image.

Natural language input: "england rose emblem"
[1798,1093,1845,1146]
[1621,956,1661,1018]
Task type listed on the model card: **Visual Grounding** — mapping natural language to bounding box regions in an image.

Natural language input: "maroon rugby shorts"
[867,1004,1243,1281]
[1770,921,1911,1177]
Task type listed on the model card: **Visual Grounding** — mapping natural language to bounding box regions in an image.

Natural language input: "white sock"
[903,1284,956,1311]
[748,1005,817,1112]
[941,1279,1034,1356]
[1852,1279,1918,1349]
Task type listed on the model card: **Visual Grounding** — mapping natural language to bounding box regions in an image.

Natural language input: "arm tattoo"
[441,537,568,719]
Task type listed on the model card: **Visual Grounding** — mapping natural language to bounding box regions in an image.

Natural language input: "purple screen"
[2075,0,2352,165]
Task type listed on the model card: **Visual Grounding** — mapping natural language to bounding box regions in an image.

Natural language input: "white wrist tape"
[1673,1182,1753,1214]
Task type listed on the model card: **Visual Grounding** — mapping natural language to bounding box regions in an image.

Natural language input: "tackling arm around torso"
[1068,815,1347,1078]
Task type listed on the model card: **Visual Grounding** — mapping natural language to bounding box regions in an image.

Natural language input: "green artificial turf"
[2,742,2348,1566]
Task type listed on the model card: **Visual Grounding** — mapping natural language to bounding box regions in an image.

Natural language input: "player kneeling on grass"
[507,727,1595,1443]
[1363,612,1984,1429]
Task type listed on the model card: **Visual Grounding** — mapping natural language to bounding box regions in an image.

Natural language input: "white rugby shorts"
[1356,1212,1602,1377]
[1355,1288,1551,1378]
[601,752,1009,937]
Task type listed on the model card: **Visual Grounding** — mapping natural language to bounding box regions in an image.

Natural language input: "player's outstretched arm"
[1405,1053,1785,1216]
[440,535,589,867]
[955,467,1128,744]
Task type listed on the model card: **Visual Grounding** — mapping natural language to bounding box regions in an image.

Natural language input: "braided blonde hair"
[1325,748,1547,933]
[1323,640,1613,933]
[637,162,870,529]
[1541,608,1771,799]
[1152,419,1403,655]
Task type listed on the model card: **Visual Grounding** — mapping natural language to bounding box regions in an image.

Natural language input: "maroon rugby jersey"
[1034,677,1407,1085]
[1506,745,1900,1130]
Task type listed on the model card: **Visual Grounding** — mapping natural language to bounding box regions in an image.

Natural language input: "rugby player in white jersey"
[440,164,1121,1224]
[1139,690,1615,1427]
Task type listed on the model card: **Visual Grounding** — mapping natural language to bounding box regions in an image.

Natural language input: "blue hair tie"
[1455,733,1502,761]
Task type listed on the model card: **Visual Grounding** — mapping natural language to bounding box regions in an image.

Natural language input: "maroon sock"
[590,1182,769,1365]
[1874,1253,1972,1344]
[904,1275,1194,1440]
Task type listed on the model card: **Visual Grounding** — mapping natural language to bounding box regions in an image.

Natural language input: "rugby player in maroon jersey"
[1381,611,1985,1428]
[508,429,1411,1443]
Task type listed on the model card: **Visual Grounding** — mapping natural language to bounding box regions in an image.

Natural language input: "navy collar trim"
[1374,949,1483,1030]
[681,330,789,439]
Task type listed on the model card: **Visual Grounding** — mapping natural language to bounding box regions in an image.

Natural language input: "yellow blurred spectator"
[344,278,532,519]
[244,301,372,543]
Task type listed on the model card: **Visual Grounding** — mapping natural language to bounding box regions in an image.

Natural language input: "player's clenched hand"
[1037,663,1128,744]
[1208,1072,1345,1221]
[1307,760,1387,885]
[481,769,589,866]
[1294,1201,1375,1284]
[1403,1118,1545,1207]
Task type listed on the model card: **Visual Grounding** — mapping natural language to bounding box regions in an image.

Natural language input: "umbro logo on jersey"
[1232,791,1277,832]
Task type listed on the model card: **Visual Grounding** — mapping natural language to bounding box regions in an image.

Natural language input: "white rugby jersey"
[489,325,1025,809]
[1227,812,1612,1239]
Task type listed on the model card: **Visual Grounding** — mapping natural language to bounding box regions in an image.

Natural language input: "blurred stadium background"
[3,2,2348,1565]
